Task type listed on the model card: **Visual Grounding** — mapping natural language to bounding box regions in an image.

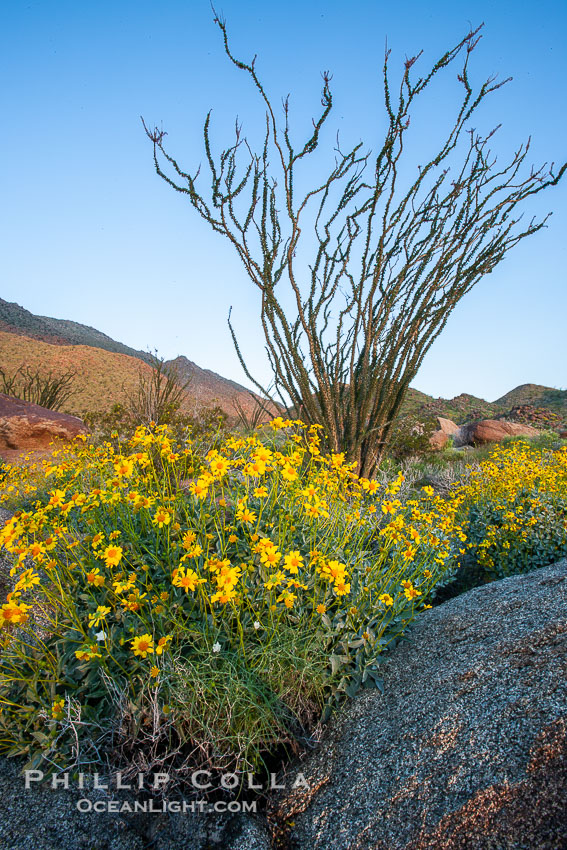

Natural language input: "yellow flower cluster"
[0,416,469,766]
[455,441,567,576]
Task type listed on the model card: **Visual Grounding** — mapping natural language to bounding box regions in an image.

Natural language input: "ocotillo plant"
[143,16,565,476]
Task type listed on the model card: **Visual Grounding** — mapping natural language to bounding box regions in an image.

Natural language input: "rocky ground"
[0,514,565,849]
[272,560,567,849]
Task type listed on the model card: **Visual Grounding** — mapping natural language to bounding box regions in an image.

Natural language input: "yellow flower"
[209,456,230,477]
[254,446,272,463]
[51,698,65,720]
[210,587,237,604]
[75,645,101,661]
[408,527,421,544]
[104,545,123,568]
[264,571,285,590]
[86,568,105,587]
[319,559,348,582]
[155,635,172,655]
[114,458,134,478]
[237,507,257,524]
[0,599,31,628]
[316,603,327,614]
[244,459,266,477]
[14,569,40,592]
[181,543,203,561]
[283,551,304,574]
[131,634,154,658]
[260,549,282,567]
[330,452,345,469]
[150,666,160,679]
[153,508,171,528]
[333,580,351,597]
[361,478,379,494]
[378,593,394,607]
[172,567,205,593]
[402,582,421,600]
[281,463,298,482]
[277,590,297,608]
[88,605,111,628]
[27,542,46,561]
[182,530,197,549]
[189,478,209,499]
[48,489,66,507]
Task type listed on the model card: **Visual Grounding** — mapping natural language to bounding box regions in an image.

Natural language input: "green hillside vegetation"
[494,383,567,412]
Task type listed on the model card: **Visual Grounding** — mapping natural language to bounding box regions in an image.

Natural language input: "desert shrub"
[0,365,75,411]
[84,402,229,455]
[231,395,276,433]
[387,413,439,461]
[0,418,464,779]
[454,441,567,584]
[126,353,190,427]
[522,430,567,452]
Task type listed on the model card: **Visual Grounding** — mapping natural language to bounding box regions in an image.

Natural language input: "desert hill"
[0,331,154,414]
[0,298,564,426]
[0,332,271,421]
[0,298,150,361]
[494,383,567,412]
[0,301,272,420]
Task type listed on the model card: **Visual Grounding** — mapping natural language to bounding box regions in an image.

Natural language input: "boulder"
[272,561,567,849]
[0,393,87,458]
[437,416,460,437]
[429,417,460,450]
[455,418,540,447]
[429,430,448,450]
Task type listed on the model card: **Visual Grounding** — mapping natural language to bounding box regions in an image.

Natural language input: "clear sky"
[1,0,565,403]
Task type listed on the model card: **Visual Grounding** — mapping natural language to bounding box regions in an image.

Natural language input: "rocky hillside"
[494,383,567,413]
[0,298,150,361]
[169,356,277,418]
[0,331,155,415]
[401,386,567,429]
[0,332,272,421]
[0,301,274,421]
[1,298,564,427]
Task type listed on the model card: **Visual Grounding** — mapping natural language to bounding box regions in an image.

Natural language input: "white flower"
[253,621,261,630]
[95,630,107,642]
[212,642,221,653]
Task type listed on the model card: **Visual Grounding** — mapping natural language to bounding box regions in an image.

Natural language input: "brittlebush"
[0,419,464,774]
[456,440,567,580]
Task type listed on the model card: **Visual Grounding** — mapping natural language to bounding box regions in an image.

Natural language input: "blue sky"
[0,0,565,402]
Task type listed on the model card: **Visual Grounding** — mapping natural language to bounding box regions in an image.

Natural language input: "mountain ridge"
[0,298,263,415]
[0,298,565,422]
